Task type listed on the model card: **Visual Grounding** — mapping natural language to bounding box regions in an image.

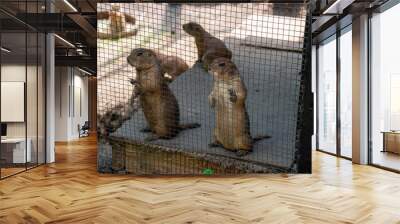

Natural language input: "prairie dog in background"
[127,48,200,141]
[208,58,270,156]
[97,4,136,38]
[182,22,232,70]
[109,5,127,35]
[155,52,189,82]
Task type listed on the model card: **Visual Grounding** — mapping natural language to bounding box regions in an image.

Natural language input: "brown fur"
[182,22,232,69]
[97,11,110,20]
[155,52,189,82]
[208,58,252,156]
[127,48,199,141]
[98,5,136,39]
[109,5,127,35]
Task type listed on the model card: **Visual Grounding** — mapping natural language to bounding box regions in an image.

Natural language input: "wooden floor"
[372,150,400,171]
[1,136,400,224]
[0,167,26,178]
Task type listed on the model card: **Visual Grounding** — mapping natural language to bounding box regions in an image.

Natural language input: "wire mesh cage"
[97,1,311,175]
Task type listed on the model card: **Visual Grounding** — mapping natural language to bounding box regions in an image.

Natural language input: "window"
[339,27,352,158]
[0,1,47,179]
[390,74,400,130]
[317,35,337,154]
[315,26,353,159]
[370,3,400,171]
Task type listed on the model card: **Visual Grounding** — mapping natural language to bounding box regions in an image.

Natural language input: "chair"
[79,121,90,138]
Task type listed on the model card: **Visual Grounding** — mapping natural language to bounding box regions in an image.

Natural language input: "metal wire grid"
[97,2,309,174]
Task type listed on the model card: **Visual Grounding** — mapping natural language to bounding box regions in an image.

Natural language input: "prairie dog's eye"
[218,62,225,67]
[136,52,143,57]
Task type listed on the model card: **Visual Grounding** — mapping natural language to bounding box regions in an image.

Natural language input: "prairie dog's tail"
[252,135,271,143]
[179,123,201,130]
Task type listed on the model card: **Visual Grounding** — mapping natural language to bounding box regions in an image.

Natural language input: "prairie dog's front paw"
[129,78,138,85]
[208,95,216,108]
[228,89,237,102]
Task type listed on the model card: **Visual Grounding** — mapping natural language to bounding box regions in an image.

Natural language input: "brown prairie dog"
[155,52,189,82]
[182,22,232,69]
[109,5,126,35]
[127,48,199,141]
[208,58,252,156]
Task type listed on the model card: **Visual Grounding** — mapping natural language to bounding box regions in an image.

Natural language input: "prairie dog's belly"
[214,82,233,110]
[140,88,179,136]
[212,81,250,149]
[110,13,126,33]
[140,93,160,128]
[213,83,235,143]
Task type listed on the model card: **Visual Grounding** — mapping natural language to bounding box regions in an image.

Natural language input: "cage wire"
[97,2,310,175]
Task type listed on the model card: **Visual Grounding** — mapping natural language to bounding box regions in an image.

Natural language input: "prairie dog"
[109,5,127,35]
[98,95,137,137]
[208,58,270,156]
[127,48,200,141]
[155,52,189,82]
[97,5,136,39]
[208,58,251,156]
[182,22,232,69]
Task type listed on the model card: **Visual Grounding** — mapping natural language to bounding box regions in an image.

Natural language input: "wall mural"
[97,2,311,175]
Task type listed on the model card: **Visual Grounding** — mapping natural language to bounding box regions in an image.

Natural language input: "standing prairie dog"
[127,48,200,141]
[107,5,136,35]
[208,58,270,156]
[109,5,127,35]
[182,22,232,69]
[97,4,136,39]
